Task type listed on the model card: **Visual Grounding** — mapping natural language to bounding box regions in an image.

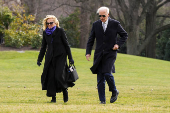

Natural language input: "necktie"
[103,22,106,32]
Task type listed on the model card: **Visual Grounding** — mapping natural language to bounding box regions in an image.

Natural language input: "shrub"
[156,29,170,60]
[164,39,170,61]
[31,34,42,49]
[3,5,41,48]
[0,6,14,44]
[4,30,24,48]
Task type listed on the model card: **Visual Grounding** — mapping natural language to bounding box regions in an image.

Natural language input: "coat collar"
[44,27,59,37]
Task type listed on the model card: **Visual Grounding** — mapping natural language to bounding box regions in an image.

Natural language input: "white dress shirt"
[102,19,108,32]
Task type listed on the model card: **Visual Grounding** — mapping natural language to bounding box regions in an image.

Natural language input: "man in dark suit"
[86,6,128,104]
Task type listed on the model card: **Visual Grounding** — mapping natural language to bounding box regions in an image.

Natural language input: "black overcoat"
[86,18,128,74]
[37,27,73,91]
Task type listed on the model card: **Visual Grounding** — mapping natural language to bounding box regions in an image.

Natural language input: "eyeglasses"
[46,22,54,25]
[99,15,106,17]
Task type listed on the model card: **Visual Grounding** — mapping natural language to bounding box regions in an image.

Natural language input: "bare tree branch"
[108,0,116,8]
[38,3,81,13]
[50,3,80,11]
[138,23,170,54]
[154,24,170,36]
[156,0,170,11]
[110,0,113,6]
[137,0,152,25]
[116,0,129,13]
[159,17,166,27]
[74,0,89,3]
[114,0,125,26]
[157,15,170,18]
[140,0,146,7]
[39,0,98,14]
[156,0,163,4]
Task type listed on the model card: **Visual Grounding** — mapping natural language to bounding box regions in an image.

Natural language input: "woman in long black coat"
[37,15,74,103]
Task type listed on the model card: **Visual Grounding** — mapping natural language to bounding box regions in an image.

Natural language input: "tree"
[156,29,170,60]
[76,0,100,48]
[0,5,14,44]
[145,0,157,58]
[68,0,170,56]
[19,0,170,58]
[27,0,103,48]
[60,8,80,48]
[113,0,170,57]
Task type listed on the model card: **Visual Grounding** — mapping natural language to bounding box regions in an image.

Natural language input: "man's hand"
[86,54,91,61]
[37,61,41,66]
[113,44,119,50]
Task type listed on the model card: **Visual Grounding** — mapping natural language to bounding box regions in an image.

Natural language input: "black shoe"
[63,89,68,103]
[110,90,119,103]
[99,101,106,104]
[51,96,56,103]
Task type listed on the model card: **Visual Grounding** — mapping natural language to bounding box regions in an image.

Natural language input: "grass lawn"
[0,48,170,113]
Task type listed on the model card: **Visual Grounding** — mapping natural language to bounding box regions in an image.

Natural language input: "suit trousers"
[97,61,117,102]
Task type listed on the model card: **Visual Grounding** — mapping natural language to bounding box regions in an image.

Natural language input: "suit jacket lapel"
[98,20,105,33]
[98,18,110,33]
[105,18,111,33]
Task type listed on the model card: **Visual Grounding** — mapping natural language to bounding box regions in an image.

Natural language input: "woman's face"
[46,18,56,29]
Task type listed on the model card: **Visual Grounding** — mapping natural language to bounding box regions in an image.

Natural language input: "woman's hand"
[69,59,74,64]
[37,61,41,66]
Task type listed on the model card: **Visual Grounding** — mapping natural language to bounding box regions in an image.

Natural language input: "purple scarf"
[45,26,56,35]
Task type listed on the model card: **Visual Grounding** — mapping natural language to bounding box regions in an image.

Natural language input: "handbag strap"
[69,63,76,68]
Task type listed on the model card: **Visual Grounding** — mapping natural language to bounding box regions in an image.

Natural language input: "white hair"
[97,6,109,14]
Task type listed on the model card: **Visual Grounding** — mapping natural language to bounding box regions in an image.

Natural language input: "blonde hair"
[42,15,60,31]
[97,6,109,14]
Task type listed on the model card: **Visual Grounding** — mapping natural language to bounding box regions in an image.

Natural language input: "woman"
[37,15,74,103]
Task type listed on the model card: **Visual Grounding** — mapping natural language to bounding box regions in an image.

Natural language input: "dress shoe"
[110,90,119,103]
[99,101,106,104]
[51,96,56,103]
[63,89,68,103]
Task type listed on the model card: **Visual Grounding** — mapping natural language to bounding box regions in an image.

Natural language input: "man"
[86,6,128,104]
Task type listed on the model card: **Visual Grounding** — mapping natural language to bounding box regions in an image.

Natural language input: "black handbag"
[67,64,79,82]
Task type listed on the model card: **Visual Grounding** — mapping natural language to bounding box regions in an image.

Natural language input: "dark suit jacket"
[86,18,128,74]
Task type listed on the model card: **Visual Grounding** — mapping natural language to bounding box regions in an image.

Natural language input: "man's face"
[98,9,109,22]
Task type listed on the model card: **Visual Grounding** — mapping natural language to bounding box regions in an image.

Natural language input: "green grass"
[0,48,170,113]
